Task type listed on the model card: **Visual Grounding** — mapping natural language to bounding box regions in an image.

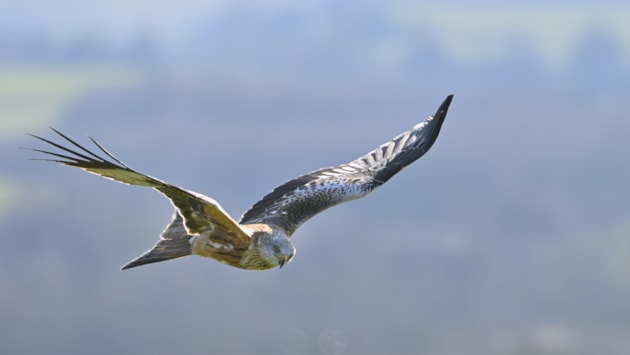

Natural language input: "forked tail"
[122,213,193,270]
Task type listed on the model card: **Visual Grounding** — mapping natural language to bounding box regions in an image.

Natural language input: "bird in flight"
[27,95,452,270]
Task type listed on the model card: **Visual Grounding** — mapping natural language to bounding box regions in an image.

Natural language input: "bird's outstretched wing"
[239,95,453,236]
[27,128,251,243]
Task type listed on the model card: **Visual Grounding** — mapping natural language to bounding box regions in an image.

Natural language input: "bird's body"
[27,95,452,270]
[193,222,286,270]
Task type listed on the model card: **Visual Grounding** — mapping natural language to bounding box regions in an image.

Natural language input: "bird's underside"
[26,95,453,270]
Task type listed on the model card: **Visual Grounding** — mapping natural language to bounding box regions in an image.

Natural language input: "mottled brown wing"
[27,128,251,243]
[239,95,452,236]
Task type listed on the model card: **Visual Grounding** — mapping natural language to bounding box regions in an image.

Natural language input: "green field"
[0,65,142,216]
[0,66,141,140]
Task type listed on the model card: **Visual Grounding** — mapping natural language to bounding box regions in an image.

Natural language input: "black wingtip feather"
[88,136,129,168]
[427,94,452,138]
[440,94,454,114]
[47,127,108,162]
[24,128,132,172]
[426,94,453,129]
[369,94,452,184]
[26,131,103,164]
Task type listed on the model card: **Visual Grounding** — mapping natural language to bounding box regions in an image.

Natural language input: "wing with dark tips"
[239,95,452,236]
[26,129,251,244]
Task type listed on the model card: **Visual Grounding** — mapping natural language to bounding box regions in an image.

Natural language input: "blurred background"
[2,0,630,354]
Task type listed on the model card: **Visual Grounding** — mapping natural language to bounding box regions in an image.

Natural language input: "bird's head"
[255,231,296,269]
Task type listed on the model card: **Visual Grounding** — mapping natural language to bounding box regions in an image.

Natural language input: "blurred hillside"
[1,2,630,354]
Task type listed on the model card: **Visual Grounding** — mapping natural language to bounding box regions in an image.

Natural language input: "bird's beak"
[278,251,295,269]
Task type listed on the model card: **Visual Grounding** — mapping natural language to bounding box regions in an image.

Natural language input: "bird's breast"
[191,230,251,269]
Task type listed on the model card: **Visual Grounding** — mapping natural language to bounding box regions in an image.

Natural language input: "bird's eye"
[273,245,281,253]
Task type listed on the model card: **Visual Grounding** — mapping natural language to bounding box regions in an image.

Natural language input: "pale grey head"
[253,231,296,269]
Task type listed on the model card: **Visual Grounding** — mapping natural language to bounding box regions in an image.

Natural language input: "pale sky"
[1,1,629,67]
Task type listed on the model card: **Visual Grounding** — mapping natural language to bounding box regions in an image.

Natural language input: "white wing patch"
[196,231,235,251]
[294,179,364,207]
[252,177,368,223]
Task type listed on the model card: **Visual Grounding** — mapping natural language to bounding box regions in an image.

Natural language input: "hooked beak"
[278,250,295,269]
